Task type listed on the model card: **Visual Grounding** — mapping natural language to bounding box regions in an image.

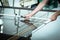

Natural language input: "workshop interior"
[0,0,60,40]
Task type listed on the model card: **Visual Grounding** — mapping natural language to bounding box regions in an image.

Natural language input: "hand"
[50,14,58,21]
[25,14,33,20]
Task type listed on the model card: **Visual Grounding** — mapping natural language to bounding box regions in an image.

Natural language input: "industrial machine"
[0,6,57,40]
[0,0,59,40]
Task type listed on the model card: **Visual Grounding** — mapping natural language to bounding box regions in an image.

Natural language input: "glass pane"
[0,7,56,40]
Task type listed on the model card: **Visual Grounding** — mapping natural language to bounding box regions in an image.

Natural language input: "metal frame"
[0,6,59,12]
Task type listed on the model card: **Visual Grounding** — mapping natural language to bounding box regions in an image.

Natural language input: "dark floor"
[0,33,12,40]
[0,33,31,40]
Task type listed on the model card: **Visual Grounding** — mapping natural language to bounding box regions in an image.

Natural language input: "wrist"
[29,13,36,16]
[54,13,59,17]
[55,11,60,16]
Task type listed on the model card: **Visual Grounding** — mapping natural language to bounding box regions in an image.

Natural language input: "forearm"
[54,11,60,16]
[30,0,48,16]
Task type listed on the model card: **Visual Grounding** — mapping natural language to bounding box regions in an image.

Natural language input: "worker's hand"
[50,14,58,21]
[50,11,60,21]
[25,14,33,20]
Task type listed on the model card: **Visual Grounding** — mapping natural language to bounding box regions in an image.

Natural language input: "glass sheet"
[0,8,54,38]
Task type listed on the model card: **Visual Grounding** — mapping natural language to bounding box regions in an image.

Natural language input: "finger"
[51,18,56,21]
[21,16,26,18]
